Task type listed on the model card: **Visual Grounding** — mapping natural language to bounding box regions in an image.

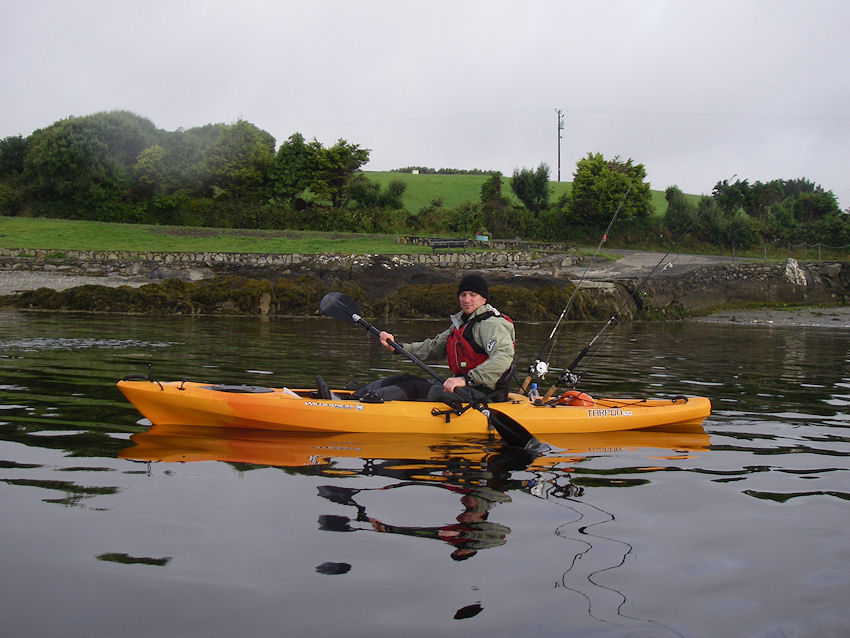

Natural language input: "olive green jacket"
[401,303,516,389]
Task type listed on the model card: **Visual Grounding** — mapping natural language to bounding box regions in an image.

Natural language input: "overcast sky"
[3,0,849,208]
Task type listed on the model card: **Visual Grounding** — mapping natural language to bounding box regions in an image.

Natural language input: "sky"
[3,0,849,209]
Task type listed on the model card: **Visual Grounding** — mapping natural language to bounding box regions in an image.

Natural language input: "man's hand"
[443,376,467,393]
[378,330,396,352]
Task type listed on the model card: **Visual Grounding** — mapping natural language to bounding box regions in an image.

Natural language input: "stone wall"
[0,247,578,280]
[641,259,850,314]
[2,248,847,314]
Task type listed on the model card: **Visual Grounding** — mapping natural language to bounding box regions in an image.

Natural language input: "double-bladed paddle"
[320,291,544,450]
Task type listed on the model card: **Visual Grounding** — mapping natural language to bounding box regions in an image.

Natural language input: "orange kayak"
[117,379,711,435]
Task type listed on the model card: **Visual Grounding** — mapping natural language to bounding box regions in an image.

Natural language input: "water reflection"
[118,424,710,470]
[1,476,118,507]
[118,422,709,627]
[3,311,850,636]
[317,474,513,562]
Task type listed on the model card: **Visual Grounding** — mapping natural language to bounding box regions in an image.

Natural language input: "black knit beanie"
[457,273,489,299]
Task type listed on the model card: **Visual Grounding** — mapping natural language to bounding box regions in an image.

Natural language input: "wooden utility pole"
[556,108,565,181]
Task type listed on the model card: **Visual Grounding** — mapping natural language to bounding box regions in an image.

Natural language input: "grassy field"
[0,216,419,254]
[0,175,690,254]
[365,171,675,215]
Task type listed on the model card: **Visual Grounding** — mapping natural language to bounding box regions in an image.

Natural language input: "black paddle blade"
[320,292,360,324]
[485,407,548,453]
[453,603,483,620]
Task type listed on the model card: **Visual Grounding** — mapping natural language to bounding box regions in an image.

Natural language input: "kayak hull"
[117,379,711,435]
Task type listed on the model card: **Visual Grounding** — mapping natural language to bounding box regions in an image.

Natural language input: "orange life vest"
[446,310,513,377]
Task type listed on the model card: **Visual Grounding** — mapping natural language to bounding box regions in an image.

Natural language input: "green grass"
[0,176,692,254]
[366,171,674,215]
[366,171,572,212]
[0,216,421,254]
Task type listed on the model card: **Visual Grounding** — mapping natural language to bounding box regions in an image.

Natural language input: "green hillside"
[365,171,675,215]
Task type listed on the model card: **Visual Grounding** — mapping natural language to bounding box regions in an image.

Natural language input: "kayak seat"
[314,376,332,399]
[313,376,342,400]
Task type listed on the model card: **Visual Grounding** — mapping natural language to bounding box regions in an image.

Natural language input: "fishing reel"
[557,370,580,388]
[527,359,549,379]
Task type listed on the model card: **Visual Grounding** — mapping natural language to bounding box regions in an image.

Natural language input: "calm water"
[1,310,849,637]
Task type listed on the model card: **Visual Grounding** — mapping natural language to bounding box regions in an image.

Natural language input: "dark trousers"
[352,374,445,401]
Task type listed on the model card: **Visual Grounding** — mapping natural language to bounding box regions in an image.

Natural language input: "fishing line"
[564,175,738,385]
[552,199,707,390]
[524,184,632,389]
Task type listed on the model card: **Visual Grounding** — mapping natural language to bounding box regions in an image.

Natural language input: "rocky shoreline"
[0,270,153,295]
[691,305,850,327]
[1,250,848,324]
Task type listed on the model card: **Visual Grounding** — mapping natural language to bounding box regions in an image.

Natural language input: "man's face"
[458,291,486,314]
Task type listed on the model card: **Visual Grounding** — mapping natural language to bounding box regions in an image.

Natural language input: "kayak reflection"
[119,424,708,564]
[118,424,709,471]
[118,423,710,624]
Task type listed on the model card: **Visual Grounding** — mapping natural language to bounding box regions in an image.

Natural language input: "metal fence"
[731,242,850,263]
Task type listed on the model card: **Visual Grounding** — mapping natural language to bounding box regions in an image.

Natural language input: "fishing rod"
[548,206,705,394]
[522,184,632,391]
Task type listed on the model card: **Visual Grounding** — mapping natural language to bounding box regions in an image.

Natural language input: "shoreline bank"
[2,269,848,327]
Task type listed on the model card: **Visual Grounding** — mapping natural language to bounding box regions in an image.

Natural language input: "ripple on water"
[0,337,176,352]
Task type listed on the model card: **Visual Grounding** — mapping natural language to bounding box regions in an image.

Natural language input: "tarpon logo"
[587,408,633,417]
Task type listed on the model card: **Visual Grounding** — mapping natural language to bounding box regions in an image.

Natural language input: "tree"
[156,125,216,194]
[22,110,159,215]
[791,189,840,224]
[663,186,697,235]
[745,180,785,218]
[0,135,26,214]
[0,135,26,178]
[268,132,318,202]
[132,144,168,196]
[711,178,749,213]
[268,135,370,209]
[480,172,504,204]
[310,138,370,208]
[569,153,651,227]
[510,163,550,214]
[347,174,406,210]
[203,119,275,197]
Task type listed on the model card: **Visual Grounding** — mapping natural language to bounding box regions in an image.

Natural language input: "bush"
[0,183,23,215]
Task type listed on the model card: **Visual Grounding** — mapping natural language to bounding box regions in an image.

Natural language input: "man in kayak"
[351,273,516,402]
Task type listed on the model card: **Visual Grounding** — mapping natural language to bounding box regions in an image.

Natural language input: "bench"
[426,238,469,252]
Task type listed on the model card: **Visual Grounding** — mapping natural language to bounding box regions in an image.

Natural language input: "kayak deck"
[117,379,711,435]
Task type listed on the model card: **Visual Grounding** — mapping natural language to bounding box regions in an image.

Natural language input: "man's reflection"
[317,448,534,560]
[367,485,511,561]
